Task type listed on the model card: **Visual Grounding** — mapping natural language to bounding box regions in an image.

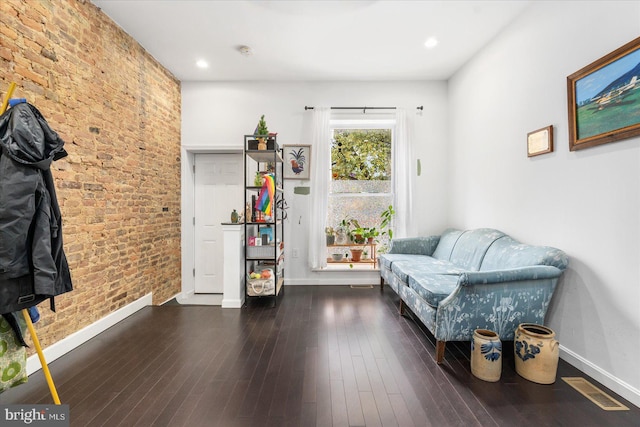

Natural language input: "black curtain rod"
[304,106,423,112]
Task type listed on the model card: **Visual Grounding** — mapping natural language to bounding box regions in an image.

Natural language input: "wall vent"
[562,377,629,411]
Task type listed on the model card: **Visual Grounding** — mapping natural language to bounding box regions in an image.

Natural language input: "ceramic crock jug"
[514,323,559,384]
[471,329,502,382]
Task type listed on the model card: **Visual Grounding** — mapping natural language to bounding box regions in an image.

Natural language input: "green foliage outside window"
[331,129,391,180]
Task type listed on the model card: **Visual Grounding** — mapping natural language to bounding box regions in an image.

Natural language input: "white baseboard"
[560,344,640,408]
[27,293,153,375]
[221,298,244,308]
[177,293,223,306]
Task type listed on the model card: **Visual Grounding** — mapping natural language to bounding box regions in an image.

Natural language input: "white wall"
[449,1,640,406]
[181,81,449,285]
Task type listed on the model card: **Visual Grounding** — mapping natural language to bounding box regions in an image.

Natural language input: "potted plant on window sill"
[350,247,364,262]
[325,227,335,246]
[362,227,378,244]
[339,216,361,243]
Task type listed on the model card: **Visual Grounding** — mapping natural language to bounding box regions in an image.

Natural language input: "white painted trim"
[26,293,153,375]
[181,147,245,304]
[560,344,640,408]
[181,148,196,303]
[176,293,223,306]
[221,298,244,308]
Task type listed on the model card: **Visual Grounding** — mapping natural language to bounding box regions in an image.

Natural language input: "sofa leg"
[380,277,384,292]
[399,299,406,316]
[436,340,446,364]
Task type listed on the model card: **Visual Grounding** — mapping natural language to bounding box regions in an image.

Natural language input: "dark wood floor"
[1,285,638,426]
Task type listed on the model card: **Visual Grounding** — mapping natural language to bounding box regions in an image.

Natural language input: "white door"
[194,153,243,293]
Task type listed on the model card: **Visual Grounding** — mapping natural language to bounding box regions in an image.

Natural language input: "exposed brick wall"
[1,0,181,350]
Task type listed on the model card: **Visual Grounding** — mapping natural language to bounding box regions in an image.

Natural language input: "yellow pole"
[1,82,17,114]
[22,309,61,405]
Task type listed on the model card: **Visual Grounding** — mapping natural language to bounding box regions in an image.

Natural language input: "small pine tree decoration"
[256,115,269,137]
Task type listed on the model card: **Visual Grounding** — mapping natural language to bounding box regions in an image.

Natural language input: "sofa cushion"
[378,253,423,270]
[432,228,463,261]
[390,258,464,305]
[389,256,464,280]
[408,273,460,307]
[480,236,569,271]
[448,228,506,271]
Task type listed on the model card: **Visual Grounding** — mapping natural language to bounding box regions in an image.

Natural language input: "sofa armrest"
[389,236,440,256]
[434,266,564,342]
[458,266,563,286]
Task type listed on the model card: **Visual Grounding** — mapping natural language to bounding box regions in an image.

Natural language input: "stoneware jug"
[470,329,502,382]
[514,323,559,384]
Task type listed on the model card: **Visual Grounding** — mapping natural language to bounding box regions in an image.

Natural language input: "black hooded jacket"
[0,102,73,319]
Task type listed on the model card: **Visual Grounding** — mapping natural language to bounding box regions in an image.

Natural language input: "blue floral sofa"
[378,228,568,364]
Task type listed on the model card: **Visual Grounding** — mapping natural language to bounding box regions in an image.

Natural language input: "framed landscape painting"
[567,36,640,151]
[283,145,311,180]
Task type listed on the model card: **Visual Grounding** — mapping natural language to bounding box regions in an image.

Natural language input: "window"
[327,120,394,250]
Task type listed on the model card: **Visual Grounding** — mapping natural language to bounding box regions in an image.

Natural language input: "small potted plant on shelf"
[339,216,361,243]
[351,226,367,244]
[255,115,269,150]
[325,226,335,245]
[365,227,379,243]
[349,247,363,262]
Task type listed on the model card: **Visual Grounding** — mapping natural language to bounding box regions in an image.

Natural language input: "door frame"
[181,146,243,302]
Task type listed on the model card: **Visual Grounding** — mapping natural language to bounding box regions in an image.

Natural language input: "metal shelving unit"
[243,135,285,304]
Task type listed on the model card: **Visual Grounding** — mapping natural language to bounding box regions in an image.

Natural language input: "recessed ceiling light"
[196,59,209,69]
[424,37,439,49]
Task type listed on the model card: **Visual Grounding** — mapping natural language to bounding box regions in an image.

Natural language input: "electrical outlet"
[292,248,299,258]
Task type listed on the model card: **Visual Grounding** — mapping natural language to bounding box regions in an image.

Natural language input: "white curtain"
[307,107,331,269]
[393,108,413,238]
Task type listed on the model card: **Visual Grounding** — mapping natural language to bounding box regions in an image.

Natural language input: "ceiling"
[92,0,531,82]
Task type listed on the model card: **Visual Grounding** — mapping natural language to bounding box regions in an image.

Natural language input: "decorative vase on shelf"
[231,209,238,223]
[257,138,267,150]
[335,228,348,245]
[471,329,502,382]
[326,235,335,246]
[245,202,252,223]
[514,323,559,384]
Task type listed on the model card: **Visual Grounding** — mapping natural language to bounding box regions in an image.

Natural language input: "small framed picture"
[527,125,554,157]
[283,145,311,180]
